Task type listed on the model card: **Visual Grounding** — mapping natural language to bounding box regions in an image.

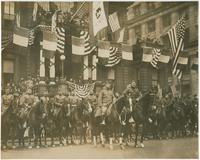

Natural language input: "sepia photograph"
[1,1,198,159]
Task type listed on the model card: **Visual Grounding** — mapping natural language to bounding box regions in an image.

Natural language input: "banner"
[108,12,120,32]
[72,36,85,55]
[121,44,133,60]
[92,2,108,36]
[13,27,29,47]
[97,40,110,58]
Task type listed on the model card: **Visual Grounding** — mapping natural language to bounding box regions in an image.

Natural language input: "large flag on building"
[105,46,121,67]
[150,48,161,69]
[80,30,96,55]
[43,31,57,58]
[92,2,108,36]
[167,16,186,79]
[56,27,65,54]
[72,36,85,55]
[108,12,120,32]
[121,44,133,60]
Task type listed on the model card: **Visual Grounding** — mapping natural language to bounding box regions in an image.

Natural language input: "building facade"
[1,2,198,96]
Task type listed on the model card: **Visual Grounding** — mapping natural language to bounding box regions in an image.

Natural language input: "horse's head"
[34,100,46,119]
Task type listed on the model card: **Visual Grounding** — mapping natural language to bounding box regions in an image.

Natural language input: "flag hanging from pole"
[13,27,29,47]
[167,16,186,79]
[121,44,133,60]
[108,12,120,32]
[72,36,85,55]
[92,2,108,36]
[43,31,57,58]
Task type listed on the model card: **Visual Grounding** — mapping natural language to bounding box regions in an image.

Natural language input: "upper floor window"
[162,14,171,28]
[147,19,155,33]
[3,2,15,20]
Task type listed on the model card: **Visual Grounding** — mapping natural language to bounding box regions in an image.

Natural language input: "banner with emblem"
[92,2,108,36]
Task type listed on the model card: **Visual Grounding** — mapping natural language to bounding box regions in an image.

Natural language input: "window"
[162,14,171,27]
[147,19,155,32]
[3,2,15,20]
[135,25,141,38]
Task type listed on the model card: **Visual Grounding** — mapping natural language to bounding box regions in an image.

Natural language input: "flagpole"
[70,2,86,22]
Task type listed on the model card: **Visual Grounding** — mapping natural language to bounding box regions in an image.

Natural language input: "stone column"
[83,56,89,80]
[92,55,97,81]
[39,42,45,84]
[49,56,55,84]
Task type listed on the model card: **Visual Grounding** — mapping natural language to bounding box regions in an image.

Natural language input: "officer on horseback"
[122,80,142,122]
[54,91,65,116]
[69,91,81,111]
[2,87,14,115]
[96,81,114,125]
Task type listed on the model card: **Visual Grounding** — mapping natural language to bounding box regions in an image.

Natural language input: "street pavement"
[1,137,198,159]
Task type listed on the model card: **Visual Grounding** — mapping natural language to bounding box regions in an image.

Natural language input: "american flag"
[80,31,96,55]
[105,46,121,67]
[167,16,186,79]
[108,12,121,32]
[2,34,13,51]
[150,48,161,69]
[56,27,65,54]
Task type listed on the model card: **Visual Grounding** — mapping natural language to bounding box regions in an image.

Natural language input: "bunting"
[56,27,65,54]
[105,46,121,67]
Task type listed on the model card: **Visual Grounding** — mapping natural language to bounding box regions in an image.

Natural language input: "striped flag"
[150,48,161,69]
[80,31,96,55]
[56,27,65,54]
[28,29,35,46]
[121,44,133,60]
[42,31,57,58]
[72,36,85,55]
[2,33,13,51]
[167,16,186,79]
[13,27,29,47]
[108,12,120,32]
[105,46,121,67]
[97,40,110,58]
[73,83,94,98]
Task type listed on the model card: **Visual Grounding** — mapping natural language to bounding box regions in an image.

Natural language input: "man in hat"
[2,87,14,115]
[96,81,114,125]
[54,91,65,116]
[123,80,142,104]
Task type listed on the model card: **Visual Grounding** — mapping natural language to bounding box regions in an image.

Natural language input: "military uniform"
[53,93,65,116]
[2,89,14,115]
[87,93,97,110]
[95,84,114,118]
[69,93,81,110]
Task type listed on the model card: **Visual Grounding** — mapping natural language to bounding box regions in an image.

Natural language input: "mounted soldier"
[87,91,97,111]
[96,81,114,125]
[18,88,36,128]
[2,87,14,115]
[54,91,65,117]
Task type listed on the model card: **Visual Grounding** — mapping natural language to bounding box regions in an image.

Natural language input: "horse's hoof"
[12,146,16,149]
[135,144,139,148]
[28,146,32,149]
[3,146,7,149]
[140,143,144,148]
[120,144,125,150]
[36,145,40,149]
[109,145,113,150]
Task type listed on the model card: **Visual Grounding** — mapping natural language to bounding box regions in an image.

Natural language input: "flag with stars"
[167,16,186,79]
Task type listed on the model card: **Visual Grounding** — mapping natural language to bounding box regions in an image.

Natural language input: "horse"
[126,92,154,148]
[92,97,127,150]
[26,100,46,148]
[1,101,19,149]
[67,98,92,144]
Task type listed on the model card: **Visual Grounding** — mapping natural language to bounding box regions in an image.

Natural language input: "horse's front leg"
[140,123,145,148]
[135,124,138,148]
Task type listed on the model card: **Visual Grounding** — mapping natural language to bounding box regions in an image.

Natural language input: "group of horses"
[1,91,198,150]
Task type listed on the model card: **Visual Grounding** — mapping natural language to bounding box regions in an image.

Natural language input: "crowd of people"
[1,76,198,146]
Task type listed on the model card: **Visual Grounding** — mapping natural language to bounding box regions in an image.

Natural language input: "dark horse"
[1,100,19,149]
[26,100,46,148]
[67,98,92,144]
[120,92,153,148]
[92,98,127,150]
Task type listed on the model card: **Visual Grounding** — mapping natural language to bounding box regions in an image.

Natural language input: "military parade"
[1,1,198,159]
